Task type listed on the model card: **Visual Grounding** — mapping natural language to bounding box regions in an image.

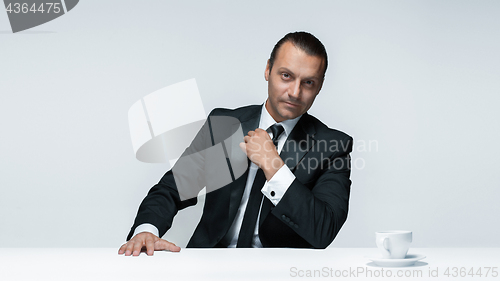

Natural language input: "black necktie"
[237,124,284,247]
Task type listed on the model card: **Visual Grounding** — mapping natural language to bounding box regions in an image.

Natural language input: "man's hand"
[240,128,284,180]
[118,232,180,256]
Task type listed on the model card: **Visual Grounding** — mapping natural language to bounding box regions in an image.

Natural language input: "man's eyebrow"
[278,67,295,76]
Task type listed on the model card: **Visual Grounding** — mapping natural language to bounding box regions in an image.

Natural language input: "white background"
[1,0,499,248]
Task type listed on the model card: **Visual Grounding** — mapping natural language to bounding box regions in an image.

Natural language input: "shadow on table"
[366,261,428,268]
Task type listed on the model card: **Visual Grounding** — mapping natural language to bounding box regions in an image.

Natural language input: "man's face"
[265,41,325,123]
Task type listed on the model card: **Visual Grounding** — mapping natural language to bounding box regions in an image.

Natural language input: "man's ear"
[264,59,270,81]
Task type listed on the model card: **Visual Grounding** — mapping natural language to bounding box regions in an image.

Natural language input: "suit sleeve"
[270,135,353,249]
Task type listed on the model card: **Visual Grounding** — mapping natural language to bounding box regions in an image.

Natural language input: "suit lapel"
[279,112,316,172]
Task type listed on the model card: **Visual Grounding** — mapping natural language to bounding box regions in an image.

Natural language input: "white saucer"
[366,254,426,267]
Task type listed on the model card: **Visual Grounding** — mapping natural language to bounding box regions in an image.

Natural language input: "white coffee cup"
[375,231,412,259]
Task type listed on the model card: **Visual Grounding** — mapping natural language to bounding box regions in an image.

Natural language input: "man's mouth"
[284,101,301,107]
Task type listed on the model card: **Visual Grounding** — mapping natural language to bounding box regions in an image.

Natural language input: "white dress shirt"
[132,102,302,248]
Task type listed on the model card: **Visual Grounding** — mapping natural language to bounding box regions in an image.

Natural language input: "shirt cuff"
[132,223,159,238]
[261,164,296,205]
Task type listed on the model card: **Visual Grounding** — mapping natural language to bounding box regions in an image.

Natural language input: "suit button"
[294,224,299,229]
[289,221,294,226]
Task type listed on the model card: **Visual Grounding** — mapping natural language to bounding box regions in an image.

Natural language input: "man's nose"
[288,80,301,99]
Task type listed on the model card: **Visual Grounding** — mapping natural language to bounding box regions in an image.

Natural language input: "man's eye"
[305,81,313,86]
[282,73,290,79]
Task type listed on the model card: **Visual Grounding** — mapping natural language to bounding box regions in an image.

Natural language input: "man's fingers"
[118,243,127,255]
[169,244,181,252]
[119,233,180,256]
[128,240,180,255]
[144,237,155,256]
[124,241,135,256]
[132,240,144,256]
[254,128,269,138]
[156,239,181,252]
[239,142,247,154]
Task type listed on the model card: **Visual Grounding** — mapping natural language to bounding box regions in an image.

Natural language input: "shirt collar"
[258,101,302,137]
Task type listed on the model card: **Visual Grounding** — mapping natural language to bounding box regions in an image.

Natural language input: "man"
[119,31,353,256]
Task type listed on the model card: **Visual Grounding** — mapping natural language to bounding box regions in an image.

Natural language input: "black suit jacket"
[127,104,353,248]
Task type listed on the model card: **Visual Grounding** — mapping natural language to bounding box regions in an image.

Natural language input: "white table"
[1,248,498,281]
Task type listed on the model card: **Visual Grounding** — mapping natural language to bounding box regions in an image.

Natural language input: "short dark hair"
[268,31,328,77]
